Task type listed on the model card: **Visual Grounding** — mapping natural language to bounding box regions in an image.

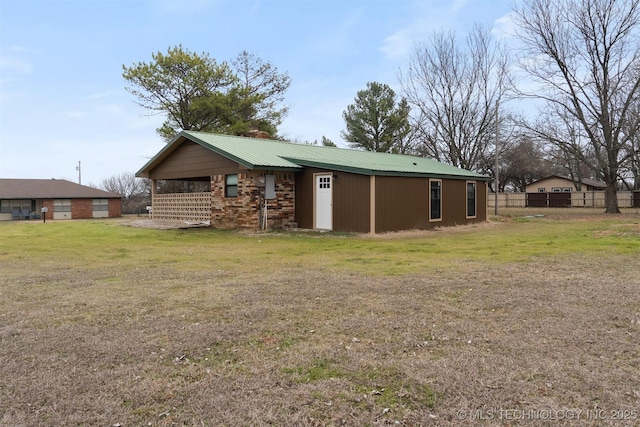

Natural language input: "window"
[430,179,442,221]
[538,188,545,193]
[54,199,71,212]
[1,200,30,213]
[318,176,331,189]
[466,181,476,218]
[225,174,238,197]
[93,199,108,211]
[551,187,561,192]
[562,187,572,192]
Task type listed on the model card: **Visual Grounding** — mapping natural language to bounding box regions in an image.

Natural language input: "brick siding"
[108,199,122,217]
[72,199,93,219]
[40,198,121,219]
[211,172,295,229]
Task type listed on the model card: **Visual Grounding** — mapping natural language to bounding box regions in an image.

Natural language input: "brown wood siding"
[375,176,429,233]
[149,141,238,180]
[375,177,487,232]
[295,171,488,233]
[440,179,467,226]
[441,179,486,226]
[333,172,370,233]
[295,169,370,232]
[294,169,315,229]
[477,181,487,221]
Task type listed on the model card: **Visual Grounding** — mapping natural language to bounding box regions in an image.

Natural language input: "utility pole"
[76,161,82,185]
[494,100,499,216]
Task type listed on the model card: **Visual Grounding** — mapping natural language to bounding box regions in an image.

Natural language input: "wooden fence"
[487,191,640,209]
[152,192,211,222]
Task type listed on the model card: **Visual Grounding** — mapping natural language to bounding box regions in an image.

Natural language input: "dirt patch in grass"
[121,218,211,229]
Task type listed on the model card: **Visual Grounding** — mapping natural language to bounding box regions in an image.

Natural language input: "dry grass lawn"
[1,209,639,426]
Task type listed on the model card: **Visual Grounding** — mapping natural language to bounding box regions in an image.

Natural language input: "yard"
[1,209,639,426]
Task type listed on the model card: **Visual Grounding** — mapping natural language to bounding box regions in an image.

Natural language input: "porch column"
[151,179,157,219]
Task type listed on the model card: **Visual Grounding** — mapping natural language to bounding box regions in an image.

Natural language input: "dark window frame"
[429,179,442,222]
[225,174,238,198]
[466,181,477,218]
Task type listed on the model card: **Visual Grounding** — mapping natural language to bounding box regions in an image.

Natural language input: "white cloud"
[0,55,34,75]
[378,1,457,61]
[152,0,217,15]
[452,0,470,12]
[64,111,87,119]
[380,29,416,60]
[86,91,119,100]
[492,12,518,40]
[308,7,365,58]
[0,46,40,75]
[96,103,124,115]
[0,47,34,75]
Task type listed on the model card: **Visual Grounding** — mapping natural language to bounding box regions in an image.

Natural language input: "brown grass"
[1,211,639,426]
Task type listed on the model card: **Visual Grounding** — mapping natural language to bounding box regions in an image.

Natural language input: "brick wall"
[42,199,54,219]
[211,172,295,229]
[108,199,122,218]
[72,199,93,219]
[40,198,121,219]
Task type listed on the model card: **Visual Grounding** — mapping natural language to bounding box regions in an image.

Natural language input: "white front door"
[315,174,332,230]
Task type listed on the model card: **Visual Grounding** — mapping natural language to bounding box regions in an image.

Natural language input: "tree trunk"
[604,182,621,213]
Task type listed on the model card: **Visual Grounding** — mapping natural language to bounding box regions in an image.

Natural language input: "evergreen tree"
[341,82,411,153]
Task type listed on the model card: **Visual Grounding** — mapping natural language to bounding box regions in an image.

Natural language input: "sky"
[0,0,514,187]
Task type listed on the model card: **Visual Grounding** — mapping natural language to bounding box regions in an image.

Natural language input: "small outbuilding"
[136,131,489,233]
[525,175,606,193]
[0,178,122,221]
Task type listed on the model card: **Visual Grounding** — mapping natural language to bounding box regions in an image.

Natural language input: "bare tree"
[528,110,600,190]
[620,103,640,190]
[101,172,150,214]
[399,24,510,171]
[500,135,550,191]
[513,0,640,213]
[101,172,147,197]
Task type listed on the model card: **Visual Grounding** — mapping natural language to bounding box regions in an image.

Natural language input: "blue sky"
[0,0,513,186]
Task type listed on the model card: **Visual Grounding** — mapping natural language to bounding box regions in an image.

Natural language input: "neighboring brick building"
[137,131,490,234]
[0,179,122,221]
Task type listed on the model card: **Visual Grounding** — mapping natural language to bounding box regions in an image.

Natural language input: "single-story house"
[136,131,489,233]
[0,178,122,221]
[525,175,606,193]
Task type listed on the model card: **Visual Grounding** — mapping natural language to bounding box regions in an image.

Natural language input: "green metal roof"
[137,131,488,180]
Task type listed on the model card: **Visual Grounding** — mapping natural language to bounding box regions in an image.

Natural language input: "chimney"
[243,129,270,139]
